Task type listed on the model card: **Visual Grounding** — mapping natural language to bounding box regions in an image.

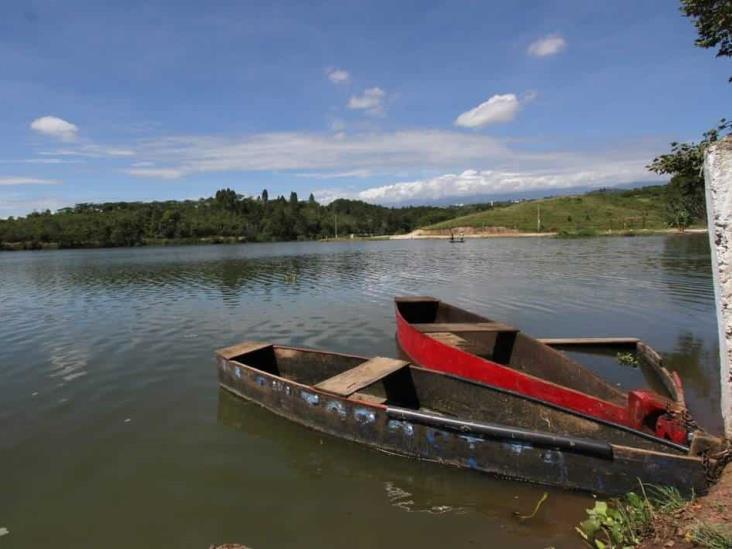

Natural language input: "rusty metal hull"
[216,344,707,497]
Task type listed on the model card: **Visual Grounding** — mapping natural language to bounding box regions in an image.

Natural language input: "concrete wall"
[704,136,732,439]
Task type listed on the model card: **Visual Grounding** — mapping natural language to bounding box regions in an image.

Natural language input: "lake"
[0,234,719,548]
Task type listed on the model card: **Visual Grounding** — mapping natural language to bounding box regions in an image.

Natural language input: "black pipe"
[387,407,615,460]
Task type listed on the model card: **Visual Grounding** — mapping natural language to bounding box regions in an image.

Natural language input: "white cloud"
[455,94,521,128]
[326,68,350,84]
[40,144,134,158]
[23,158,84,165]
[0,176,59,185]
[125,130,512,179]
[527,34,567,57]
[295,169,373,179]
[125,167,183,179]
[322,160,658,204]
[30,116,79,141]
[348,87,386,115]
[0,158,83,165]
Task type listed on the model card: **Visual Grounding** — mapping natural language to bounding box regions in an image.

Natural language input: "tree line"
[0,190,493,250]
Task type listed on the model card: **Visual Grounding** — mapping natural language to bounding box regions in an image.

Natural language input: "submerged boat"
[395,296,692,444]
[216,341,709,496]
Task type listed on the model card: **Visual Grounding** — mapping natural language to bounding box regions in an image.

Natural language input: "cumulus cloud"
[527,34,567,57]
[0,176,59,185]
[30,116,79,141]
[455,94,521,128]
[348,87,386,115]
[324,161,657,204]
[326,68,350,84]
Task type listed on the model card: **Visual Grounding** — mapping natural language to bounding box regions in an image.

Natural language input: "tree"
[214,188,238,212]
[308,193,316,205]
[261,189,269,204]
[681,0,732,80]
[647,119,731,224]
[289,191,298,205]
[664,175,700,230]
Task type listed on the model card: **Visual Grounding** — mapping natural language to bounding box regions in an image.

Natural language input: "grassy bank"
[576,468,732,548]
[426,187,700,234]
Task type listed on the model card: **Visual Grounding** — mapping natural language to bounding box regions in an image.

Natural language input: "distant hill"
[426,186,678,233]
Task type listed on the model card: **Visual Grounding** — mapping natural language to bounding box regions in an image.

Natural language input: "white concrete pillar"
[704,136,732,439]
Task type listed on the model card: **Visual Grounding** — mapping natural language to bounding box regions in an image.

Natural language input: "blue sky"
[0,0,729,216]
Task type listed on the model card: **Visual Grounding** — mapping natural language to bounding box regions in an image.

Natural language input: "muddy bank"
[638,465,732,548]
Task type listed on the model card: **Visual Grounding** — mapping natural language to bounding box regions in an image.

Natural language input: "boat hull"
[395,296,689,443]
[217,348,707,496]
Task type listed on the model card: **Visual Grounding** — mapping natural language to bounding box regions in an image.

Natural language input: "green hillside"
[427,186,675,233]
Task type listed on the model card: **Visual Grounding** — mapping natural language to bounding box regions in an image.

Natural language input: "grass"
[426,186,677,233]
[576,484,687,548]
[576,483,732,548]
[691,524,732,549]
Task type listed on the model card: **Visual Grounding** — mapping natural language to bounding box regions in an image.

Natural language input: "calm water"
[0,235,719,548]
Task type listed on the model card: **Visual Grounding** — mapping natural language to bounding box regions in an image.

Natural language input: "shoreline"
[389,228,708,240]
[0,228,709,252]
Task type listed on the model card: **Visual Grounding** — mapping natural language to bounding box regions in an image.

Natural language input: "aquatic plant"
[616,352,640,367]
[576,484,688,548]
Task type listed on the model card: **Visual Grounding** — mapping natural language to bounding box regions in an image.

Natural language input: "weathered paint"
[354,408,376,424]
[215,344,710,496]
[704,136,732,439]
[395,297,689,443]
[325,400,347,419]
[300,390,320,406]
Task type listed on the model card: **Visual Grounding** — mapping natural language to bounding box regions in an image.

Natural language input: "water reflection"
[216,387,587,533]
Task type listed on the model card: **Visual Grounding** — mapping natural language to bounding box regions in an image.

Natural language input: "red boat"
[395,296,691,445]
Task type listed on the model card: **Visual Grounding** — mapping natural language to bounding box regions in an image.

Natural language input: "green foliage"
[647,119,731,227]
[647,119,731,179]
[616,352,640,367]
[576,485,688,548]
[681,0,732,80]
[0,189,492,250]
[428,186,671,233]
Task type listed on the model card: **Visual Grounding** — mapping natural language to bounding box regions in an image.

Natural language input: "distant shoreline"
[0,228,709,252]
[389,228,708,240]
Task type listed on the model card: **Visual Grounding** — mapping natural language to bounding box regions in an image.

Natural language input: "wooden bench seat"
[315,357,409,397]
[413,322,518,334]
[349,392,388,405]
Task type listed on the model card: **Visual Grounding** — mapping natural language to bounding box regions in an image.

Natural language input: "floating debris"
[513,492,549,520]
[0,527,9,537]
[616,352,640,367]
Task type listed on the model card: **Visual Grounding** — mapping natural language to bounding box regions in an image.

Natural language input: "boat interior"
[394,297,663,405]
[221,343,684,454]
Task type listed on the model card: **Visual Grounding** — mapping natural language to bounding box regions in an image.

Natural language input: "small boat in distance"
[395,296,692,445]
[449,230,465,243]
[216,342,709,496]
